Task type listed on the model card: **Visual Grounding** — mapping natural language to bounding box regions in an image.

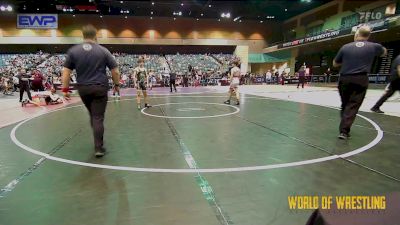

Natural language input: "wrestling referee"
[62,24,120,157]
[333,26,386,139]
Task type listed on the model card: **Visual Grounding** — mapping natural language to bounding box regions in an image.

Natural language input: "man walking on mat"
[62,24,120,157]
[371,54,400,114]
[333,26,386,140]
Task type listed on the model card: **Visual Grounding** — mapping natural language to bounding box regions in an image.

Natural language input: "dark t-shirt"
[334,41,384,75]
[390,55,400,82]
[170,72,176,80]
[64,42,117,86]
[18,73,30,85]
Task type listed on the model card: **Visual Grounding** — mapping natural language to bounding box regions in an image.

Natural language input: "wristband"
[62,87,70,93]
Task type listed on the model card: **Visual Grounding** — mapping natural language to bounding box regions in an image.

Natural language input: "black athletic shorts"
[138,81,146,91]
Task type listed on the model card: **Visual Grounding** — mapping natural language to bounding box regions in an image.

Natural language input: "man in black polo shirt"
[333,26,386,139]
[17,69,32,102]
[371,54,400,113]
[169,71,177,92]
[62,25,120,157]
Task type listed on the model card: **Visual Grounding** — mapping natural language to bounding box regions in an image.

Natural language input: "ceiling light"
[239,20,242,22]
[233,17,240,22]
[120,1,123,3]
[0,6,5,11]
[125,16,127,18]
[218,19,221,21]
[73,14,75,17]
[201,13,204,16]
[181,3,184,6]
[173,11,182,16]
[100,15,103,18]
[63,8,66,12]
[196,18,199,21]
[285,8,288,11]
[152,2,155,5]
[96,9,99,12]
[151,11,153,14]
[150,17,153,19]
[37,8,39,11]
[174,17,176,20]
[260,20,263,23]
[6,5,12,11]
[221,12,231,18]
[208,4,212,7]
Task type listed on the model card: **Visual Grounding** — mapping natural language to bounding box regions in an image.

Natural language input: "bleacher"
[213,54,237,72]
[166,54,221,74]
[0,53,237,79]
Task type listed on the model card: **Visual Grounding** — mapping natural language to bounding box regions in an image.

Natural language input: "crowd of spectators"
[1,51,335,95]
[0,52,240,92]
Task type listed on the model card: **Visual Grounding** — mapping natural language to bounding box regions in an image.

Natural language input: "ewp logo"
[17,14,58,29]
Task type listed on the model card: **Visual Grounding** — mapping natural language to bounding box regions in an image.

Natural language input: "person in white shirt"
[265,70,272,84]
[224,60,241,105]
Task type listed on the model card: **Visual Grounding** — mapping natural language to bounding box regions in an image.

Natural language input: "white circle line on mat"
[141,102,240,119]
[9,97,383,173]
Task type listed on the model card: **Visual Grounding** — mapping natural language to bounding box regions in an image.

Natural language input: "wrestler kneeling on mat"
[224,59,241,106]
[134,57,151,110]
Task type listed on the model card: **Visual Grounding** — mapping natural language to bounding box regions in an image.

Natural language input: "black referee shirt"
[334,41,384,75]
[64,42,117,86]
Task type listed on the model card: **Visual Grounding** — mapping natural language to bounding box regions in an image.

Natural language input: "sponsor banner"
[279,29,350,49]
[17,14,58,29]
[352,19,389,33]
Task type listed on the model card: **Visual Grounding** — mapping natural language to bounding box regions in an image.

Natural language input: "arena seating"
[166,54,222,74]
[213,53,238,72]
[0,53,237,81]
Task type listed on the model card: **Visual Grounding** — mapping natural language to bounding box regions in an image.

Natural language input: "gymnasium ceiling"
[6,0,337,21]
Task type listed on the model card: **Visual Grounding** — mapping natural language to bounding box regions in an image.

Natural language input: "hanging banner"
[17,14,58,29]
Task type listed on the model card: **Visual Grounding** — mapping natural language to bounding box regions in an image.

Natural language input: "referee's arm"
[397,64,400,78]
[105,50,120,86]
[111,67,120,87]
[62,67,72,89]
[333,47,343,68]
[380,47,387,57]
[62,51,75,97]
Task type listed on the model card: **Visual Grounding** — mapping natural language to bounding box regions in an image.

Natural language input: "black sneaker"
[338,133,350,140]
[371,107,384,114]
[145,103,152,108]
[95,147,106,158]
[236,101,240,106]
[224,100,231,105]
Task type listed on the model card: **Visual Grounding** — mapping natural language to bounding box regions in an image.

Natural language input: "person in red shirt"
[31,70,45,91]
